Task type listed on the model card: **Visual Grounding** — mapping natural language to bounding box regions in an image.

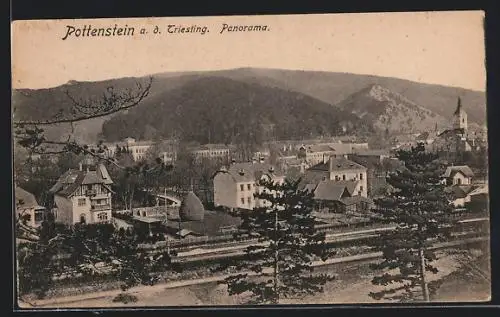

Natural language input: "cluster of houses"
[15,98,489,238]
[392,98,487,155]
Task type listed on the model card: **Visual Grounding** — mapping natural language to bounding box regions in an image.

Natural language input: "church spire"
[454,97,462,115]
[452,96,467,131]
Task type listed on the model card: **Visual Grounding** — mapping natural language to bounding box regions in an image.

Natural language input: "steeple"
[454,97,463,115]
[452,97,467,131]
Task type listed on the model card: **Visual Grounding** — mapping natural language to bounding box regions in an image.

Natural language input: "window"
[78,198,86,206]
[247,197,252,204]
[80,214,86,224]
[98,212,108,221]
[34,211,44,222]
[360,173,363,180]
[360,186,364,192]
[342,175,346,181]
[247,184,251,190]
[457,178,462,185]
[241,198,245,205]
[240,184,245,191]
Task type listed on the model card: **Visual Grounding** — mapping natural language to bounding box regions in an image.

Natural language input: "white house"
[50,158,114,225]
[442,165,474,186]
[15,187,46,228]
[304,156,368,197]
[213,162,285,211]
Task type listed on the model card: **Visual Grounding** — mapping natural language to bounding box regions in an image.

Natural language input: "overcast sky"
[12,11,486,91]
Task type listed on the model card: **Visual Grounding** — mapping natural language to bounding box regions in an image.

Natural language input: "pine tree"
[216,178,335,304]
[368,143,456,302]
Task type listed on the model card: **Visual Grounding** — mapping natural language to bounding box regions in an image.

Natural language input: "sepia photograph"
[11,11,490,308]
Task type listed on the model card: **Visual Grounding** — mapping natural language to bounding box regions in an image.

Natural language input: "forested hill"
[100,76,373,143]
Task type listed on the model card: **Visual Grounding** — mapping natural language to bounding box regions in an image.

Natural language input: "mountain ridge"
[99,76,373,143]
[12,68,487,144]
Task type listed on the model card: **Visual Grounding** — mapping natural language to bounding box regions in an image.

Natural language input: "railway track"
[171,216,489,263]
[142,214,489,254]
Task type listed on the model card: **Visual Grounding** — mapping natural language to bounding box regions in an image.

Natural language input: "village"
[15,98,488,246]
[11,10,492,308]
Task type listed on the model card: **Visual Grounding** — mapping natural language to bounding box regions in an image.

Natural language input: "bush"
[112,292,138,304]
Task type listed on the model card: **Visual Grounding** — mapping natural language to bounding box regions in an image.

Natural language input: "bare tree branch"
[13,77,153,126]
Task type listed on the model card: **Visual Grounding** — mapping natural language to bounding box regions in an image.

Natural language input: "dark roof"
[443,165,474,178]
[179,191,205,222]
[50,164,113,198]
[313,181,350,201]
[438,128,466,138]
[333,180,359,196]
[167,210,242,236]
[446,185,475,199]
[217,162,283,182]
[300,171,329,187]
[15,187,44,209]
[309,157,366,172]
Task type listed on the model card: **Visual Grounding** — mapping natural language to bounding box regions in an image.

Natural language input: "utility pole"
[273,208,279,304]
[419,247,430,302]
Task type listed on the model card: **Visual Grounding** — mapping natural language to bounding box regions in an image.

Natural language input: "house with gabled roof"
[442,165,474,186]
[49,157,114,225]
[213,161,285,211]
[305,156,368,197]
[298,180,373,214]
[15,187,46,228]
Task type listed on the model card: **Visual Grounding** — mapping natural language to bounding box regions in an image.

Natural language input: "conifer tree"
[368,143,456,302]
[216,178,334,304]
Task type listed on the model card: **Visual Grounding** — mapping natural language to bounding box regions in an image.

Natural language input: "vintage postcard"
[11,11,490,309]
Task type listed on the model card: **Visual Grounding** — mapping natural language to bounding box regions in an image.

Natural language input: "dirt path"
[31,249,489,308]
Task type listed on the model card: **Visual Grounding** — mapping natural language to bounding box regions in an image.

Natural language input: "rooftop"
[50,163,113,198]
[443,165,474,178]
[352,149,390,157]
[313,181,351,201]
[217,162,283,183]
[309,157,366,172]
[15,187,44,210]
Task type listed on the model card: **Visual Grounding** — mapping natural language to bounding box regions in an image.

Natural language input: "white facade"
[451,172,472,186]
[55,183,112,225]
[213,163,285,211]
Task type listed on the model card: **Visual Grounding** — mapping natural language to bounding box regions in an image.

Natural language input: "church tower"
[452,97,468,132]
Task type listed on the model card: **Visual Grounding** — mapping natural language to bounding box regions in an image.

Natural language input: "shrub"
[112,292,138,304]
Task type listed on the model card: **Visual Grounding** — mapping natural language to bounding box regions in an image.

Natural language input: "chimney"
[329,156,334,171]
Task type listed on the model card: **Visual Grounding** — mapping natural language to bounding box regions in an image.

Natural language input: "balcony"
[85,189,97,197]
[90,204,111,211]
